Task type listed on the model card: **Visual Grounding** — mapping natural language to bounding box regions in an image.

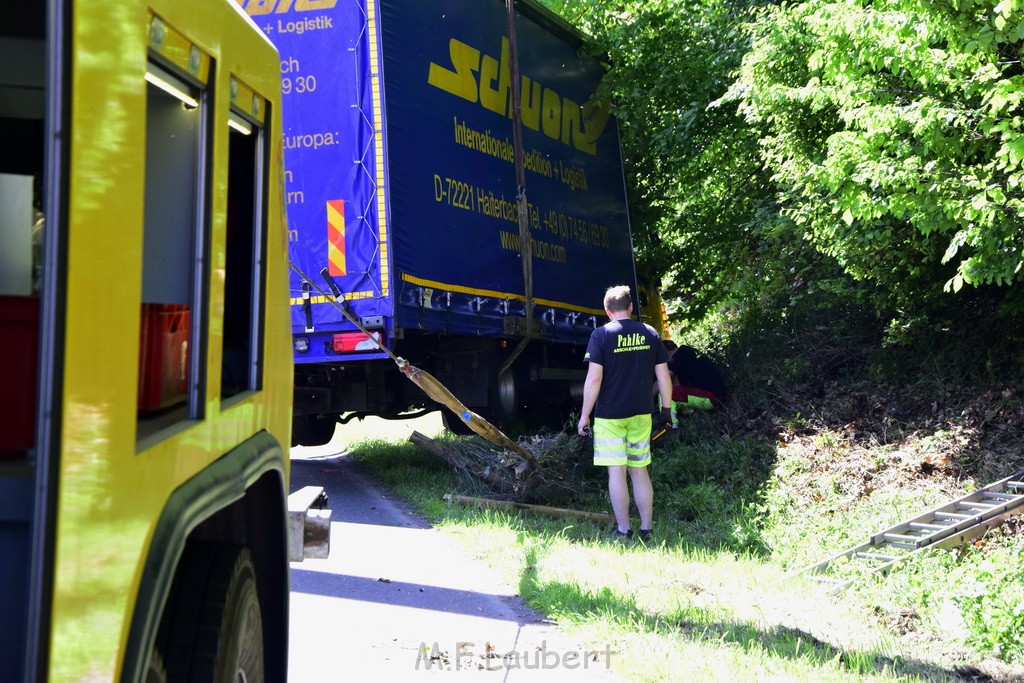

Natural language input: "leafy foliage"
[729,0,1024,302]
[536,0,1024,344]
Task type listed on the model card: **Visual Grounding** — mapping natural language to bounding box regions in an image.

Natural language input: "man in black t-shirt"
[577,285,673,542]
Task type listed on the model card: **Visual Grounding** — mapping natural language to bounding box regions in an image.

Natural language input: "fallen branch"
[400,363,537,470]
[410,431,462,469]
[443,493,614,524]
[410,431,512,493]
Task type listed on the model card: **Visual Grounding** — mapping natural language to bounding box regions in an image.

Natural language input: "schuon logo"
[239,0,338,15]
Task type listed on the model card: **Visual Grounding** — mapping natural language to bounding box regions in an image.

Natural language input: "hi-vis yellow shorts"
[593,414,652,467]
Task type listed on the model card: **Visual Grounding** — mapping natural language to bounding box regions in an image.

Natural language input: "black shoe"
[608,528,633,542]
[637,529,652,543]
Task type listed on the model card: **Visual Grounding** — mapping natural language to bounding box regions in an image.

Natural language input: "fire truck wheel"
[162,542,265,683]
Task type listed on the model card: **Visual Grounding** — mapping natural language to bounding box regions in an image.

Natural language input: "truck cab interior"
[0,5,46,678]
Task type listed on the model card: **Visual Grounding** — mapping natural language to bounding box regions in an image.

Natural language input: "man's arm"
[653,368,679,398]
[655,362,673,413]
[577,362,604,435]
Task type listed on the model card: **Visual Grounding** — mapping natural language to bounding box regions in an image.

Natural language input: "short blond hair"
[603,285,632,313]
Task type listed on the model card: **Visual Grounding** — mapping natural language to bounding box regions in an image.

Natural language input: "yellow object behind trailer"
[637,275,669,339]
[0,0,293,680]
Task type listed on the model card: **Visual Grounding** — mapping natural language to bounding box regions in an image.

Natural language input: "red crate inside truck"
[138,303,190,412]
[0,296,39,456]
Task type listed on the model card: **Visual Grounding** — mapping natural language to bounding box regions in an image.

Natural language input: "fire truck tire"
[161,542,265,683]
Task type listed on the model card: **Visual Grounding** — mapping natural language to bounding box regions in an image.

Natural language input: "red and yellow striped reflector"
[327,199,346,276]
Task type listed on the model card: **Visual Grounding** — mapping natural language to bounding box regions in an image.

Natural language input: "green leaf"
[1006,137,1024,165]
[942,240,960,265]
[944,274,965,293]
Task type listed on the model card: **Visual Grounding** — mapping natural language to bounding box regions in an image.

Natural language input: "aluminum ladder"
[791,469,1024,591]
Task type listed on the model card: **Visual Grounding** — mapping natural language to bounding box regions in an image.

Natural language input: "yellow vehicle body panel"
[50,1,290,679]
[637,277,669,339]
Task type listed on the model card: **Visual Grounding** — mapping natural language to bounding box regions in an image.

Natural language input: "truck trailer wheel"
[489,368,520,430]
[441,409,474,435]
[292,414,337,447]
[160,542,265,683]
[441,368,519,434]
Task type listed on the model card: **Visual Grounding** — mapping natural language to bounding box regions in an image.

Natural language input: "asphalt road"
[286,416,624,681]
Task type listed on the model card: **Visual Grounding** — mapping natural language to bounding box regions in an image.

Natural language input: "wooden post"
[443,493,614,524]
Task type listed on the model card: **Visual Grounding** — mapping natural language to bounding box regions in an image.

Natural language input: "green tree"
[729,0,1024,303]
[537,0,1024,351]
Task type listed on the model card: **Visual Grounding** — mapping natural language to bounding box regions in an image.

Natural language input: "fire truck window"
[221,110,266,401]
[138,65,207,440]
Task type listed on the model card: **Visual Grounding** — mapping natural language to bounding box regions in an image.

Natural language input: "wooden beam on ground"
[443,493,614,524]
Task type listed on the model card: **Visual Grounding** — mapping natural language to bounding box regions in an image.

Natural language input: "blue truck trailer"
[243,0,656,446]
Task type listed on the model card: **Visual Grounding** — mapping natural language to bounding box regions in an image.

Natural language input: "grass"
[341,418,1024,682]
